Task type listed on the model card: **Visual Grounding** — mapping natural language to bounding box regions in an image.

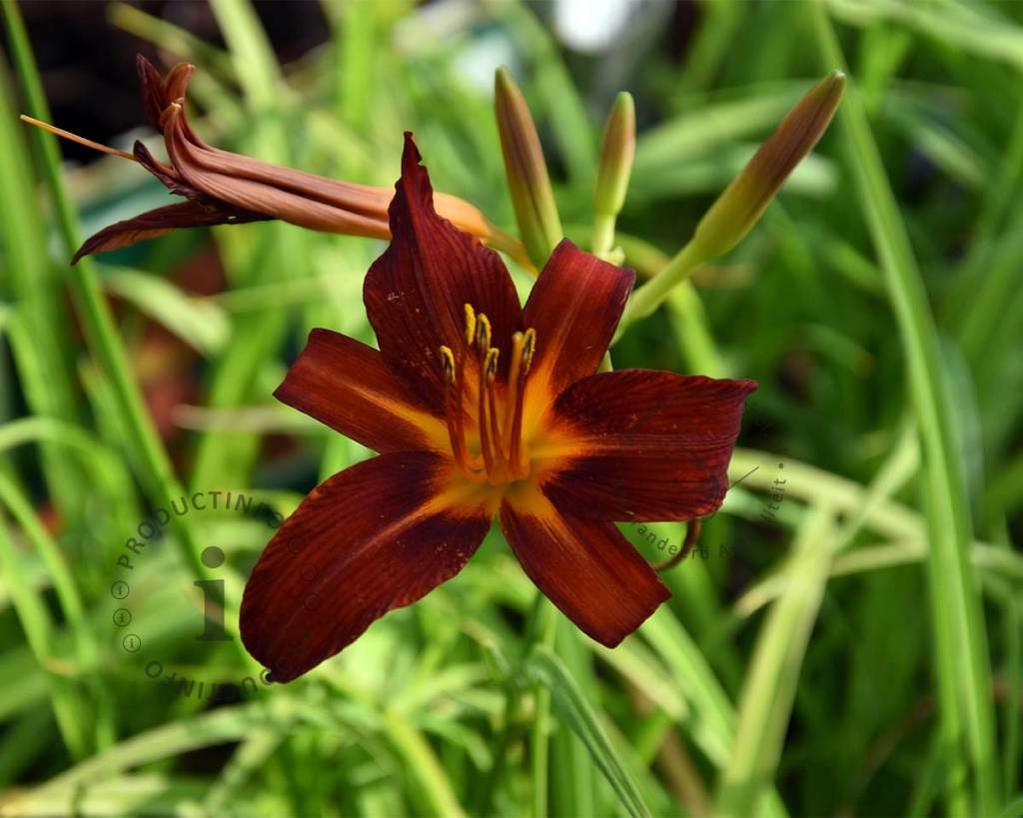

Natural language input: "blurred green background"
[0,1,1021,816]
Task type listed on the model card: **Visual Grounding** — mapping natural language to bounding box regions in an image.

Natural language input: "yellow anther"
[484,348,500,382]
[463,304,477,347]
[521,328,537,374]
[439,345,456,384]
[475,313,492,352]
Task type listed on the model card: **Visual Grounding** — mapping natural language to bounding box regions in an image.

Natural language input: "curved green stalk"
[811,5,998,815]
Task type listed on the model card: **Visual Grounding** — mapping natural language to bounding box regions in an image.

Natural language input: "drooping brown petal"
[132,140,194,198]
[138,55,197,129]
[500,487,670,646]
[541,369,757,521]
[522,240,634,400]
[240,451,494,682]
[137,54,168,129]
[163,105,392,240]
[363,133,523,412]
[71,200,268,265]
[274,328,449,453]
[152,60,510,249]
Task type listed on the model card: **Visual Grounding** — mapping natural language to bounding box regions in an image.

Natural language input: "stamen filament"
[477,346,499,480]
[455,345,481,473]
[439,345,470,471]
[508,328,535,478]
[485,349,506,469]
[443,308,538,484]
[20,115,137,161]
[508,383,527,478]
[503,332,525,445]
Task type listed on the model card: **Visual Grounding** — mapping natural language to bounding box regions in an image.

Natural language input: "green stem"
[531,597,559,818]
[591,212,618,260]
[618,240,706,331]
[383,714,467,818]
[666,283,725,376]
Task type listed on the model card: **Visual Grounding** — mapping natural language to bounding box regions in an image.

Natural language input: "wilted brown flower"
[27,56,526,267]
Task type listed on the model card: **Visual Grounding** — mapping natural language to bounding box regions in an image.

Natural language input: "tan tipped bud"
[594,92,635,218]
[494,67,564,268]
[692,71,845,259]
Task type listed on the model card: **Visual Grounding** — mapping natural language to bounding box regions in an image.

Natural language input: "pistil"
[20,115,136,161]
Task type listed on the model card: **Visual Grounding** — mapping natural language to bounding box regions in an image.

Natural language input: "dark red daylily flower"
[49,56,525,266]
[240,134,756,682]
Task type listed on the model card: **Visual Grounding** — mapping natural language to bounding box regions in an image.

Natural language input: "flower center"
[439,304,536,485]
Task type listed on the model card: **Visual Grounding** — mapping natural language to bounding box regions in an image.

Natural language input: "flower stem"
[591,212,618,260]
[528,595,559,818]
[619,239,706,331]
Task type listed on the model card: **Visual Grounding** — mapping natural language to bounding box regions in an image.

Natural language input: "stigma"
[439,304,536,485]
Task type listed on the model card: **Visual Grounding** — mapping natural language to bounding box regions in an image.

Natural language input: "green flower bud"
[494,67,564,268]
[692,71,845,259]
[594,91,636,219]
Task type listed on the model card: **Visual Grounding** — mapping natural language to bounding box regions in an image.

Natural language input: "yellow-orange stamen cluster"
[441,305,536,485]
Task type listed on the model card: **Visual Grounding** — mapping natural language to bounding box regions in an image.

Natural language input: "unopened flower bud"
[594,92,635,219]
[692,71,845,259]
[494,67,564,268]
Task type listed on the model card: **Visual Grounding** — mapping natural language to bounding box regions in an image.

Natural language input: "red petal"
[240,451,494,682]
[542,369,756,521]
[500,489,669,646]
[522,240,634,399]
[72,200,268,264]
[363,133,522,413]
[273,328,448,453]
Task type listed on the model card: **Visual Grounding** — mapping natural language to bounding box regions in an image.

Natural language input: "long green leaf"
[716,506,835,817]
[811,5,999,815]
[0,0,208,579]
[526,645,653,818]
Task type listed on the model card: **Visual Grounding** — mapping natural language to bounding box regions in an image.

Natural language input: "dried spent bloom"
[27,56,525,267]
[240,133,756,682]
